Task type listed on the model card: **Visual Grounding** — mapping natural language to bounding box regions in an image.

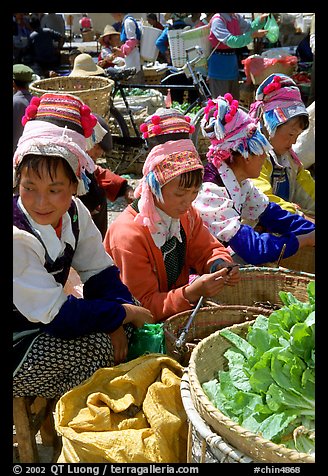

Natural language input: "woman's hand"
[259,13,270,23]
[109,326,128,364]
[124,185,135,204]
[297,230,315,248]
[112,46,124,58]
[122,303,153,327]
[252,29,268,39]
[183,266,240,304]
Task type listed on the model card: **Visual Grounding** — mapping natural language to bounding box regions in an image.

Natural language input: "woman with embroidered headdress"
[103,135,240,322]
[13,93,153,398]
[249,73,315,221]
[193,93,315,266]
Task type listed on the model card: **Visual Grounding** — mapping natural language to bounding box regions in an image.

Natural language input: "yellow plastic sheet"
[55,354,187,463]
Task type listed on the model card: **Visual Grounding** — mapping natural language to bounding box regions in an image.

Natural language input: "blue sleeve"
[43,266,135,339]
[156,27,169,53]
[228,224,300,265]
[259,202,315,235]
[83,265,135,304]
[42,296,126,339]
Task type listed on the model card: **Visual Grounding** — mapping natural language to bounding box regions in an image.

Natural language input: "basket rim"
[29,76,114,95]
[181,370,253,463]
[188,320,315,463]
[238,266,314,279]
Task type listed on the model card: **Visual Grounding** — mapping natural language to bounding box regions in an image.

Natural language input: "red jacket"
[104,204,232,321]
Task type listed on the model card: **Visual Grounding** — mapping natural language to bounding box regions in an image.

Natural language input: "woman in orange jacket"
[104,138,240,322]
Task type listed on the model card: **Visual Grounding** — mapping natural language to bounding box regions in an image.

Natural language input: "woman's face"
[270,117,304,155]
[245,152,267,179]
[19,159,77,228]
[155,176,200,219]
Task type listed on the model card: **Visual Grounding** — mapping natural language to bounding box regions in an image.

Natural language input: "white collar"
[219,161,249,212]
[17,197,76,262]
[151,207,182,249]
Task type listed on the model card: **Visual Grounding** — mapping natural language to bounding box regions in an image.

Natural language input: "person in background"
[249,73,315,221]
[104,137,240,322]
[13,92,153,399]
[13,64,34,154]
[79,13,93,33]
[97,25,124,70]
[80,114,134,239]
[146,13,164,31]
[207,13,269,99]
[68,48,82,70]
[193,94,315,266]
[26,15,64,78]
[190,13,206,29]
[40,12,66,38]
[13,12,32,63]
[110,13,144,83]
[308,14,315,105]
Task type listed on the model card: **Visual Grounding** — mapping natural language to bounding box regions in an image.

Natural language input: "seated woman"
[249,73,315,221]
[193,94,315,266]
[103,138,240,322]
[13,92,153,399]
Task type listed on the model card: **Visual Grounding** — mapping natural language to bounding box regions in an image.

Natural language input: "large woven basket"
[180,371,253,463]
[265,246,315,275]
[143,67,168,86]
[164,305,271,366]
[29,76,114,116]
[188,321,315,463]
[206,266,314,309]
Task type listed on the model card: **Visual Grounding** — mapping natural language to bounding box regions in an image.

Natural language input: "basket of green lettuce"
[188,282,315,463]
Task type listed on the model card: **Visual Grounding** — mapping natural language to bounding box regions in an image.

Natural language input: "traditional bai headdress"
[134,138,203,233]
[249,73,309,138]
[13,93,98,195]
[201,93,272,168]
[140,107,195,140]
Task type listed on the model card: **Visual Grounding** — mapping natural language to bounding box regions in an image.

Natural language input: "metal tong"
[174,295,204,352]
[174,262,240,352]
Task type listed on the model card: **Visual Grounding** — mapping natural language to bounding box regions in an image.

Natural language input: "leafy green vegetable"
[202,282,315,455]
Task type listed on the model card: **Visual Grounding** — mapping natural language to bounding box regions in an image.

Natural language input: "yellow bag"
[55,354,187,463]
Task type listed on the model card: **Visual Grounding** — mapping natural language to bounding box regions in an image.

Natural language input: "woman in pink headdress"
[193,94,315,266]
[13,93,153,398]
[249,73,315,221]
[104,138,240,322]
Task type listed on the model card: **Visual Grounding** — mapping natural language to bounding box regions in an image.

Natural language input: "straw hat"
[70,53,105,77]
[99,24,120,45]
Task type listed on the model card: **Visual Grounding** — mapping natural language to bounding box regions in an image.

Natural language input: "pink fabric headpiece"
[201,94,272,168]
[13,120,95,195]
[249,74,308,137]
[134,139,203,233]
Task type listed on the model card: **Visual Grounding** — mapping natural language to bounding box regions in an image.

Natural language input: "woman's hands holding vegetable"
[184,265,240,304]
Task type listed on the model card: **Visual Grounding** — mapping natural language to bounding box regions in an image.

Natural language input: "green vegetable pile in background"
[203,282,315,455]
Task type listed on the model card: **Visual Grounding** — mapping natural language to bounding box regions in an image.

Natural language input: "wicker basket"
[181,371,253,463]
[143,67,168,85]
[206,266,314,309]
[164,305,271,366]
[265,246,315,275]
[188,321,315,463]
[250,62,297,85]
[29,76,114,116]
